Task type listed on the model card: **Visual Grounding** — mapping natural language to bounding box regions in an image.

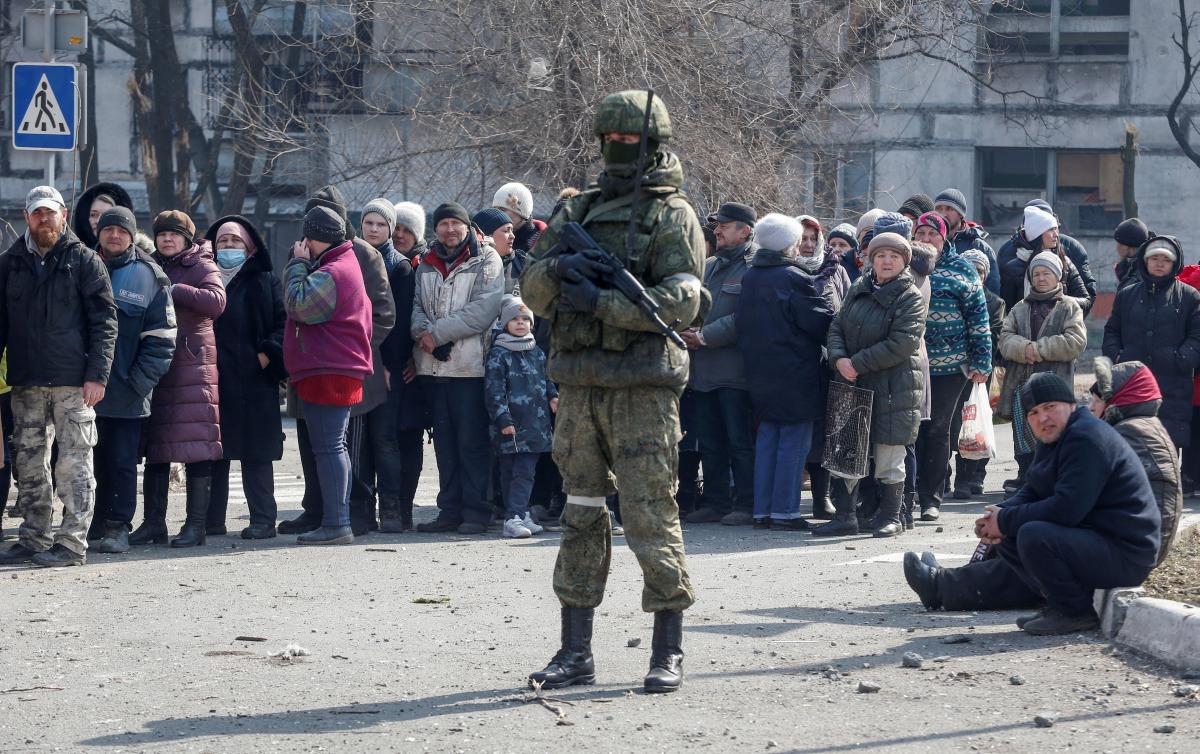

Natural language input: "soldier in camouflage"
[521,91,706,693]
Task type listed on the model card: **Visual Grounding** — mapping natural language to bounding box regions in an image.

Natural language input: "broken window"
[1055,151,1124,232]
[980,148,1048,231]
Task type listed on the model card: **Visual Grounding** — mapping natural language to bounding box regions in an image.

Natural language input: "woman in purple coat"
[131,211,226,548]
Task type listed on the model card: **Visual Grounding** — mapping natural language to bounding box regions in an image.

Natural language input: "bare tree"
[1169,0,1200,170]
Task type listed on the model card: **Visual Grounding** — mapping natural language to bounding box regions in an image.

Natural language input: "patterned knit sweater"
[927,244,993,376]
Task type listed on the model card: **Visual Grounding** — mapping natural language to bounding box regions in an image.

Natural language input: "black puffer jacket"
[827,269,927,446]
[1102,236,1200,447]
[205,216,287,463]
[72,182,135,251]
[0,229,117,387]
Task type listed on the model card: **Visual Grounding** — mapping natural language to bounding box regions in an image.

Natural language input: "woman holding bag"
[813,232,927,538]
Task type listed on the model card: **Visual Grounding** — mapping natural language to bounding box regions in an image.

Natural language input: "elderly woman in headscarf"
[796,215,853,521]
[997,250,1086,491]
[203,216,287,539]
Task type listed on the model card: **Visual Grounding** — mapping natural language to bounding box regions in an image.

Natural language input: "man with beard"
[411,202,504,535]
[0,186,117,567]
[521,91,706,693]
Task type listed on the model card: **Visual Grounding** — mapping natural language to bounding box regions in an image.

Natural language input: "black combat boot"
[529,607,595,689]
[811,479,860,537]
[349,498,375,537]
[170,475,211,548]
[903,552,942,611]
[870,482,905,538]
[644,611,684,693]
[807,463,835,519]
[130,468,169,545]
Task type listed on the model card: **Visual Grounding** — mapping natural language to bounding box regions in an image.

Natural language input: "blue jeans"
[753,421,812,520]
[302,400,352,528]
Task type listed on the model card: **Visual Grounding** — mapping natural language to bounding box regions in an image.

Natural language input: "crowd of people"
[0,174,1191,606]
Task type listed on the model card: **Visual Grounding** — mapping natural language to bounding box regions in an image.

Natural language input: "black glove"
[432,342,454,362]
[559,270,600,313]
[551,249,607,282]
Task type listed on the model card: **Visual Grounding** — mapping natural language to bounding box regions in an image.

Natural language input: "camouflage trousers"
[11,386,98,555]
[552,384,695,613]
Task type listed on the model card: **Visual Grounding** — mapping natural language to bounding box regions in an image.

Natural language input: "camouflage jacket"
[484,337,557,454]
[519,152,706,389]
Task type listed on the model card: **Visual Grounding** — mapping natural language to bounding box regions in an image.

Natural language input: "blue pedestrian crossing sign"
[12,62,77,151]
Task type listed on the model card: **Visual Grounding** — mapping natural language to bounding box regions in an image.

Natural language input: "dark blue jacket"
[840,249,861,284]
[735,250,834,424]
[484,339,557,454]
[96,247,175,419]
[999,407,1161,569]
[997,230,1097,314]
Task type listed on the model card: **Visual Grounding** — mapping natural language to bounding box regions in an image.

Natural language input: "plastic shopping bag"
[957,381,996,461]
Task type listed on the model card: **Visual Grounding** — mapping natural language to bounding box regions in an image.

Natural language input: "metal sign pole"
[43,0,55,187]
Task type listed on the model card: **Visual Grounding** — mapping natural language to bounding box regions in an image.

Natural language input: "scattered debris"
[412,596,451,604]
[1173,684,1198,698]
[941,634,972,644]
[857,681,881,694]
[767,740,779,749]
[234,636,267,642]
[1033,713,1057,728]
[935,527,944,533]
[332,655,349,660]
[332,709,380,715]
[204,650,253,657]
[269,644,310,664]
[510,680,576,725]
[2,686,63,694]
[365,548,397,553]
[627,637,642,648]
[1010,675,1026,686]
[902,652,924,669]
[1154,724,1176,734]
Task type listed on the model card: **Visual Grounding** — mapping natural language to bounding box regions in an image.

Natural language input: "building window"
[979,147,1124,235]
[811,150,873,222]
[985,0,1129,59]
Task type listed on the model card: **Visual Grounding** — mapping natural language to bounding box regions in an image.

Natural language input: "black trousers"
[427,378,493,525]
[916,373,968,508]
[997,521,1152,616]
[94,417,144,527]
[938,555,1041,612]
[693,387,756,513]
[1,392,15,515]
[1181,406,1200,488]
[210,459,277,528]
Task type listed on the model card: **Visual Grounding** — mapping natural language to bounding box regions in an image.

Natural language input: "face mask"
[216,249,246,269]
[601,140,644,176]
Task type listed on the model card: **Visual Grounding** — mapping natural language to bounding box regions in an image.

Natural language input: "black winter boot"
[130,468,170,545]
[902,492,917,530]
[856,479,880,529]
[170,475,210,548]
[378,495,405,533]
[812,479,860,537]
[807,463,835,519]
[644,611,684,693]
[93,520,130,554]
[349,498,375,537]
[529,607,595,689]
[870,482,905,538]
[398,470,420,531]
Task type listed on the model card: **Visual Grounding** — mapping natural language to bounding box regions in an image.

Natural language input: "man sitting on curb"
[904,360,1183,614]
[973,372,1161,635]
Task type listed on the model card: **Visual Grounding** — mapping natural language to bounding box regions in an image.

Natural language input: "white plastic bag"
[957,381,996,461]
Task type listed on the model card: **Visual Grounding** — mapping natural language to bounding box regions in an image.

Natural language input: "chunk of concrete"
[1094,587,1144,638]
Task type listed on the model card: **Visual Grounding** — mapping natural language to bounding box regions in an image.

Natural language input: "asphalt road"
[2,420,1198,753]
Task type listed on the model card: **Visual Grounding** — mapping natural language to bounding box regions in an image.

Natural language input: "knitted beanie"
[1113,217,1150,248]
[473,207,514,236]
[855,208,887,240]
[393,201,426,240]
[827,222,859,251]
[493,183,533,220]
[362,198,397,235]
[1028,250,1063,280]
[873,211,913,240]
[961,249,991,281]
[915,211,948,240]
[96,207,137,240]
[1020,372,1075,413]
[934,188,968,217]
[898,193,935,219]
[303,205,347,246]
[432,202,471,228]
[1023,206,1058,243]
[500,294,534,327]
[754,213,804,253]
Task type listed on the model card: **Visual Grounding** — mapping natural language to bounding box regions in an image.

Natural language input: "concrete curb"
[1095,588,1200,672]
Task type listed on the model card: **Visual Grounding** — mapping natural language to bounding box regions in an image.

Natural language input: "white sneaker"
[522,512,544,535]
[610,511,624,536]
[503,516,532,539]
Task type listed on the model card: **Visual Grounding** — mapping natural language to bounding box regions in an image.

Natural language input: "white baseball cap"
[26,185,66,214]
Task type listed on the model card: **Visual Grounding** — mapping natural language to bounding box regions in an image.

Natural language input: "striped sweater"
[926,245,993,376]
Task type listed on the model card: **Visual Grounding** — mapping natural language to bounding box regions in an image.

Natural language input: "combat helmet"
[592,90,673,141]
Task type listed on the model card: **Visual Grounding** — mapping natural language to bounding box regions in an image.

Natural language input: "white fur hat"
[392,201,426,241]
[755,213,805,253]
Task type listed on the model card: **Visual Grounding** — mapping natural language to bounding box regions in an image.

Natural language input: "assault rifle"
[558,221,687,349]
